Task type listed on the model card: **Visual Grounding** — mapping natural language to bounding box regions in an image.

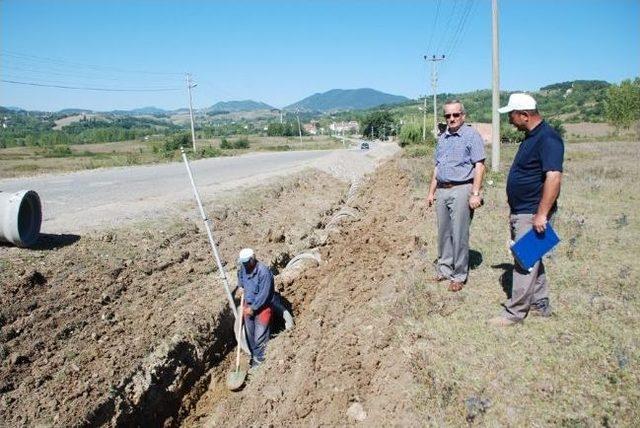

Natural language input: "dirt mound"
[187,157,429,426]
[0,170,350,426]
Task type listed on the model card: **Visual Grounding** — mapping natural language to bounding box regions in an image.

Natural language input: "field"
[0,135,345,179]
[1,139,638,425]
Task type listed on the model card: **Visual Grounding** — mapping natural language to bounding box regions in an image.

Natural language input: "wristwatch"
[471,191,481,197]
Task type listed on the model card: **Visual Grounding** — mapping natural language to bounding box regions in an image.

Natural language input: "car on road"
[359,141,370,150]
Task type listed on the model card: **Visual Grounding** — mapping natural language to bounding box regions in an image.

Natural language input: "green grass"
[400,140,640,425]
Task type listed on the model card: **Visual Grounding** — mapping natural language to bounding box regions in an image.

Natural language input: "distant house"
[303,122,318,135]
[329,121,359,133]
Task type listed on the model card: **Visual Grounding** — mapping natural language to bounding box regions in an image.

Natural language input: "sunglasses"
[444,112,462,119]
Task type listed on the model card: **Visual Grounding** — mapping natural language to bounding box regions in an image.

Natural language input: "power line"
[1,79,182,92]
[433,0,462,54]
[444,0,477,59]
[1,62,177,85]
[425,0,442,57]
[0,50,183,76]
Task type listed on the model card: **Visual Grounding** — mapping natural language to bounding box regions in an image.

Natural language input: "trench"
[76,178,364,427]
[80,305,236,427]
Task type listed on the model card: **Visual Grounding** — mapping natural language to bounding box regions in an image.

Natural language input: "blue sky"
[1,0,638,111]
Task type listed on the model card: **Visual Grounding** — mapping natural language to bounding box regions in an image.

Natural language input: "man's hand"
[469,194,482,209]
[427,193,435,207]
[243,306,253,316]
[533,213,547,233]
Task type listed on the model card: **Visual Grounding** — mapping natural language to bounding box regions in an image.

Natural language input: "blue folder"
[510,223,560,271]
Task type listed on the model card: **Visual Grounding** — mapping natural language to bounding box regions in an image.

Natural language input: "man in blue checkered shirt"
[427,100,486,292]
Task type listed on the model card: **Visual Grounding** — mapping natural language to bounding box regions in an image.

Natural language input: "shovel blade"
[226,370,247,391]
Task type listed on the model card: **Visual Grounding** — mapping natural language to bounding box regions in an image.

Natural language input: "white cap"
[238,248,254,263]
[498,93,537,113]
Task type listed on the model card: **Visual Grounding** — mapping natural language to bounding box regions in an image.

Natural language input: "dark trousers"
[244,305,272,365]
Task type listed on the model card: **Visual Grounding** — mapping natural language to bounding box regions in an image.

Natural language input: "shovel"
[226,294,247,391]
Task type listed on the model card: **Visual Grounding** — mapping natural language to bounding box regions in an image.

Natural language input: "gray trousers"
[435,183,472,283]
[502,213,550,321]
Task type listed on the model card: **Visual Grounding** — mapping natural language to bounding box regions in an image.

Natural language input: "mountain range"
[1,88,408,115]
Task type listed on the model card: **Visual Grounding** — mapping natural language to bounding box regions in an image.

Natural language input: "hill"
[373,79,616,123]
[109,106,169,116]
[285,88,409,112]
[208,100,274,113]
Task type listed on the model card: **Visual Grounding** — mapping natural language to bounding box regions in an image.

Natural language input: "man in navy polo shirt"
[489,93,564,327]
[427,100,486,292]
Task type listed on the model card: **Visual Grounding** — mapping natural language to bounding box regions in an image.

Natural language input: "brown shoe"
[448,281,464,292]
[488,316,518,327]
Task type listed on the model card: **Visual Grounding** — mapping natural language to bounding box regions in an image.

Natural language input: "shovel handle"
[235,294,244,372]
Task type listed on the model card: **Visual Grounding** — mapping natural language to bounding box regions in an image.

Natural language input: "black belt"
[437,179,473,189]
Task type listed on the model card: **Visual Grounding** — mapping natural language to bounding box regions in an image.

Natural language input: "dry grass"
[565,122,639,142]
[0,136,343,179]
[0,142,160,179]
[199,135,344,152]
[400,140,640,425]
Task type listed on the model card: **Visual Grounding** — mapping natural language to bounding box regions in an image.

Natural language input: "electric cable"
[1,79,182,92]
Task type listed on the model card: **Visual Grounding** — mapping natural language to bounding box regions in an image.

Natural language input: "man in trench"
[237,248,275,367]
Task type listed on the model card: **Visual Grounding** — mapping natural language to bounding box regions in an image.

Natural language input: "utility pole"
[186,73,197,152]
[295,109,303,144]
[424,55,445,137]
[421,95,427,141]
[491,0,500,171]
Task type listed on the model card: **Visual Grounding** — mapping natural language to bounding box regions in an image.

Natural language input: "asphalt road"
[0,145,393,234]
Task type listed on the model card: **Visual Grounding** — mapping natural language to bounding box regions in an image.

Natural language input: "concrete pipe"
[0,190,42,247]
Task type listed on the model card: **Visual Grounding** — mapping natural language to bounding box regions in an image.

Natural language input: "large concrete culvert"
[0,190,42,247]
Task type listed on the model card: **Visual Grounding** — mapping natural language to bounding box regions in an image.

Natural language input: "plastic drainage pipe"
[0,190,42,247]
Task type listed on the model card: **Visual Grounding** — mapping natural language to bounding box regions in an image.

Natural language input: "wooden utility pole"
[422,95,427,141]
[295,109,303,144]
[491,0,500,171]
[186,73,197,152]
[425,55,445,137]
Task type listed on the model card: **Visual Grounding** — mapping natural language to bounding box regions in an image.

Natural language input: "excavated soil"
[187,157,429,427]
[1,154,429,426]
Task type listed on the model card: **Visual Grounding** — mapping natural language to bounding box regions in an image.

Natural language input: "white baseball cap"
[238,248,254,263]
[498,93,537,113]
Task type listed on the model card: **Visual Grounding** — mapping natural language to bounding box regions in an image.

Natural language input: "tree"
[605,78,640,130]
[360,111,395,139]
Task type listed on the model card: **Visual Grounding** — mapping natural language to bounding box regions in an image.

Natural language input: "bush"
[233,136,250,149]
[164,132,191,152]
[399,123,436,147]
[40,145,73,158]
[500,124,525,144]
[399,123,422,146]
[199,146,223,158]
[220,136,250,150]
